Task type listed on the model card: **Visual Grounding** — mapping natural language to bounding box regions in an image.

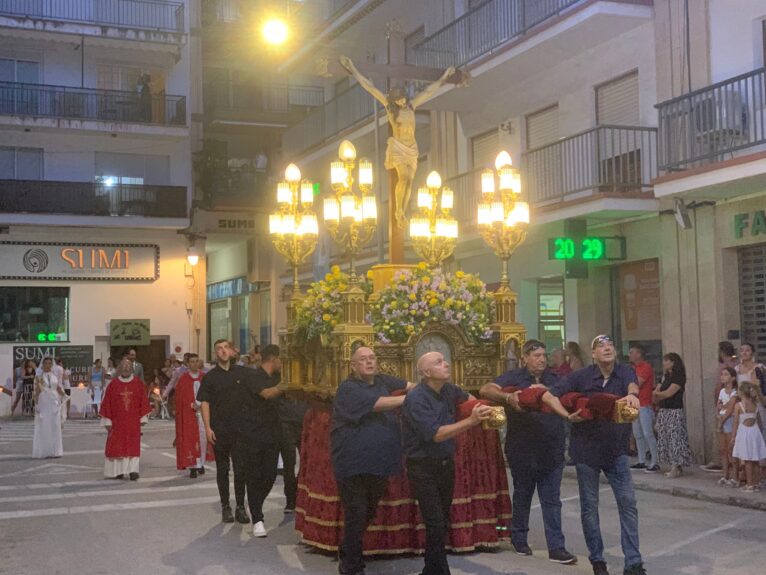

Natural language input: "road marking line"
[0,449,106,461]
[530,487,609,510]
[277,544,305,569]
[0,472,217,492]
[0,481,219,504]
[0,495,223,520]
[648,518,747,558]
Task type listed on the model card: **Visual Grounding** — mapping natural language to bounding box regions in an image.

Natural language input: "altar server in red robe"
[174,354,210,478]
[100,358,152,480]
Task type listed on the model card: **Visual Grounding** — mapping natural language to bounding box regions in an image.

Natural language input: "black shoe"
[222,505,234,523]
[129,472,139,481]
[198,466,205,475]
[624,563,647,575]
[630,462,647,470]
[549,548,577,564]
[592,561,610,575]
[189,468,198,479]
[235,506,250,524]
[645,465,661,473]
[512,543,533,556]
[114,474,124,480]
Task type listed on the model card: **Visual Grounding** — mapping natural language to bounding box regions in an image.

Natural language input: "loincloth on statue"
[384,137,418,171]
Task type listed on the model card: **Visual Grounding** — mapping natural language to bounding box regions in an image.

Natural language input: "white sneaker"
[252,521,267,537]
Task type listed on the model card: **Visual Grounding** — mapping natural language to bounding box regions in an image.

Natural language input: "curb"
[563,467,766,512]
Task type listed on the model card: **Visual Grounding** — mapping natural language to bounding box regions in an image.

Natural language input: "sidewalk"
[563,464,766,511]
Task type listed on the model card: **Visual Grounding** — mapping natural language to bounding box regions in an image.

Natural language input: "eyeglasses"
[591,335,614,349]
[523,342,546,354]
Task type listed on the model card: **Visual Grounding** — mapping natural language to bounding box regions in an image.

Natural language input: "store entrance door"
[111,337,167,383]
[739,244,766,352]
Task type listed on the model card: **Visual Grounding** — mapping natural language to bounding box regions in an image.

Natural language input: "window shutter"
[526,105,558,150]
[471,129,499,169]
[597,71,639,125]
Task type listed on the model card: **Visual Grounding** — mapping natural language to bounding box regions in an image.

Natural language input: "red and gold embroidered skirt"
[294,406,512,555]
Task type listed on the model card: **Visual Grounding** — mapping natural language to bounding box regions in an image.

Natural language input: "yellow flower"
[410,310,417,316]
[331,265,341,275]
[406,325,415,334]
[429,298,438,306]
[456,270,465,278]
[366,270,374,279]
[325,273,332,281]
[424,310,430,317]
[338,283,347,291]
[423,276,430,283]
[417,262,427,270]
[330,320,337,327]
[322,313,331,321]
[408,293,417,301]
[390,301,398,309]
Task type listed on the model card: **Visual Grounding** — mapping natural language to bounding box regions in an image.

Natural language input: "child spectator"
[731,382,766,492]
[716,367,738,487]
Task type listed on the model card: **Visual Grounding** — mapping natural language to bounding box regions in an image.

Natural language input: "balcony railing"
[0,179,188,218]
[445,169,483,234]
[202,168,269,209]
[0,0,184,33]
[0,82,186,126]
[407,0,582,68]
[207,83,323,116]
[523,125,657,203]
[282,83,381,155]
[657,67,766,171]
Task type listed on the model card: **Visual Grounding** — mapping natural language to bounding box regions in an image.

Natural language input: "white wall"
[709,0,766,80]
[207,241,249,284]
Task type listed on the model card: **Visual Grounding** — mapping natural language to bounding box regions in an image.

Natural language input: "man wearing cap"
[480,339,581,566]
[551,335,644,575]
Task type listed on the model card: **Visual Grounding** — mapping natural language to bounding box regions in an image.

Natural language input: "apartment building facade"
[273,0,766,462]
[0,0,205,395]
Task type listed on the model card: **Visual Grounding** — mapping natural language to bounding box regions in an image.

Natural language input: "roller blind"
[526,105,558,150]
[471,129,499,169]
[597,71,640,125]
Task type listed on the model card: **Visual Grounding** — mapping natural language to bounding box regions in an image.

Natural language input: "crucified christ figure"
[340,56,455,229]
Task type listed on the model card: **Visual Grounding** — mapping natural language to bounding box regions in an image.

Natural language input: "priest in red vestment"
[174,354,211,478]
[100,358,152,480]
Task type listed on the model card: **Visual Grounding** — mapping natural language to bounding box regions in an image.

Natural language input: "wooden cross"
[326,23,467,264]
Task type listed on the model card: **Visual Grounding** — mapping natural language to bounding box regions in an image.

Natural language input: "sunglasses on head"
[523,343,545,354]
[591,335,614,349]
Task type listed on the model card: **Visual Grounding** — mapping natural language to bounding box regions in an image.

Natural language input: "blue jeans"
[575,455,642,569]
[510,463,566,551]
[632,407,658,467]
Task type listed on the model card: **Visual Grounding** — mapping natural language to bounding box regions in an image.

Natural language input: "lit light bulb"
[301,181,313,204]
[417,187,432,209]
[330,161,346,185]
[426,170,442,189]
[340,195,355,219]
[477,203,492,226]
[441,188,453,210]
[510,201,530,225]
[358,159,373,186]
[362,195,377,220]
[338,140,356,161]
[323,198,339,222]
[186,246,199,266]
[490,201,504,223]
[269,214,283,234]
[495,150,512,170]
[481,170,495,195]
[409,218,430,238]
[284,163,301,182]
[262,18,289,46]
[277,182,291,204]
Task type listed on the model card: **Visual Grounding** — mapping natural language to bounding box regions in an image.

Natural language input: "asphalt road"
[0,418,763,575]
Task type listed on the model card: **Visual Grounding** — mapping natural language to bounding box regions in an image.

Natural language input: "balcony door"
[0,58,41,116]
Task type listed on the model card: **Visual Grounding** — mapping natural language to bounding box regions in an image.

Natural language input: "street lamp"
[323,140,377,279]
[262,17,289,46]
[409,170,458,268]
[269,163,319,291]
[477,151,530,287]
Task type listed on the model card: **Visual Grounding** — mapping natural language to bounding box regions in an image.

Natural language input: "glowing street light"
[262,18,289,46]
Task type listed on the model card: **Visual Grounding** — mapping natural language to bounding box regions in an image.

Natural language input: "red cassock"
[174,373,201,470]
[100,377,152,458]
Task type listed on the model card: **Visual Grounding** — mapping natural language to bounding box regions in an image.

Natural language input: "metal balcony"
[281,83,381,155]
[406,0,584,68]
[0,82,186,126]
[0,0,184,34]
[656,67,766,171]
[523,125,658,203]
[206,83,323,128]
[201,168,270,209]
[0,179,188,218]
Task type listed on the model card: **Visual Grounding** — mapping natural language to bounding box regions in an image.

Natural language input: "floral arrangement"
[295,265,371,342]
[370,263,494,344]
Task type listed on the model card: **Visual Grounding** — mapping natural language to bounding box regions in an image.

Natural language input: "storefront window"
[0,287,69,343]
[538,278,565,350]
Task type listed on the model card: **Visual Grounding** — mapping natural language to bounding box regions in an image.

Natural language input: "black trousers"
[407,458,455,575]
[337,474,388,575]
[238,442,279,523]
[213,435,246,508]
[279,421,303,509]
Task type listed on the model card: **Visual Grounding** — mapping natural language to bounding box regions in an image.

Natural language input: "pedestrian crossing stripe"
[0,462,102,479]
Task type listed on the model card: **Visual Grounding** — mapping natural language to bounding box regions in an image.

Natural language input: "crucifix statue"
[339,56,455,230]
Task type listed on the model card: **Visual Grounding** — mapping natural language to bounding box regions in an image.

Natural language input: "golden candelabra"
[269,163,319,291]
[409,170,458,268]
[323,140,377,279]
[477,151,530,287]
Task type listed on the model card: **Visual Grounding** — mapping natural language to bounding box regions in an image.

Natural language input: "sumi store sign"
[0,242,159,281]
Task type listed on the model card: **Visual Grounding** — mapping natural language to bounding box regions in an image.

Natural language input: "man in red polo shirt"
[629,344,659,472]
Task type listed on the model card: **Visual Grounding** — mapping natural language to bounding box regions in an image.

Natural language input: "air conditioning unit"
[693,89,746,137]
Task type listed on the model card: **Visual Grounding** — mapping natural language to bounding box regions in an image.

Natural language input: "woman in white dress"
[32,357,65,459]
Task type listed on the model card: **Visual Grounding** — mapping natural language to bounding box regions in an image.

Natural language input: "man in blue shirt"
[552,335,645,575]
[402,351,492,575]
[331,346,415,575]
[480,339,581,565]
